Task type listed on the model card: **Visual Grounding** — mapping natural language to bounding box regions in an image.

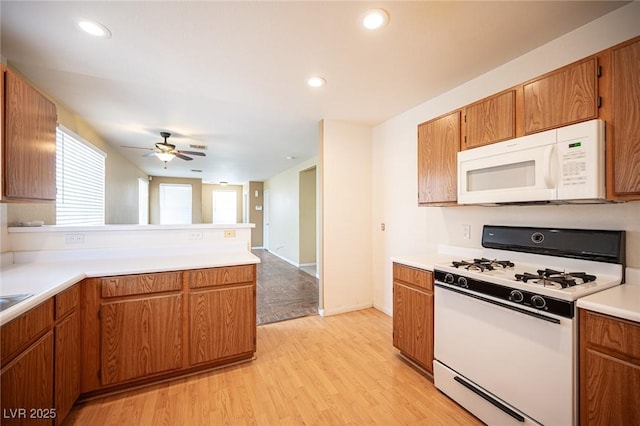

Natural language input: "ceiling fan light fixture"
[155,152,175,163]
[78,20,112,38]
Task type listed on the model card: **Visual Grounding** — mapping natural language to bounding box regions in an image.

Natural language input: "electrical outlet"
[189,232,203,240]
[65,233,85,244]
[224,230,236,238]
[462,224,471,240]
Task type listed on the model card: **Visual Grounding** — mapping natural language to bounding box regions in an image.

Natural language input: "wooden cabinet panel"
[417,111,460,205]
[392,263,433,292]
[189,285,255,365]
[581,349,640,425]
[101,271,182,298]
[523,57,598,134]
[393,282,433,373]
[463,90,516,149]
[0,332,54,426]
[101,295,183,385]
[55,312,79,424]
[188,265,255,289]
[3,69,57,201]
[55,284,79,319]
[1,299,53,364]
[582,310,640,362]
[607,37,640,198]
[580,309,640,425]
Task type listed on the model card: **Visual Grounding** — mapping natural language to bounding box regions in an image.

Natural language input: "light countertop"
[577,283,640,323]
[0,250,259,326]
[390,254,457,272]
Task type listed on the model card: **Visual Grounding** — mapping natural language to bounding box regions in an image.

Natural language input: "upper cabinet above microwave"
[523,57,599,135]
[1,65,58,203]
[417,35,640,206]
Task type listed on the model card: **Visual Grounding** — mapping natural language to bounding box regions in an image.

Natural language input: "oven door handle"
[453,376,525,423]
[435,282,561,324]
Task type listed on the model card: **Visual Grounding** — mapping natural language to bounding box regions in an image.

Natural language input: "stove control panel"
[434,269,574,319]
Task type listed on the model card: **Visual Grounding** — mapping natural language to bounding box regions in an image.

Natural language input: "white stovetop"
[0,248,259,326]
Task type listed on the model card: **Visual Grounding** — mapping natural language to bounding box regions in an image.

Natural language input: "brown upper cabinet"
[599,36,640,200]
[523,56,599,135]
[417,110,460,205]
[462,89,517,150]
[1,66,57,202]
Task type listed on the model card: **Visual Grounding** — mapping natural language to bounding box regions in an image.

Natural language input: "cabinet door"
[581,349,640,425]
[1,332,54,426]
[608,37,640,199]
[55,312,79,425]
[417,111,460,204]
[190,285,255,365]
[523,57,598,134]
[100,295,182,385]
[393,282,433,373]
[4,69,57,201]
[463,90,516,150]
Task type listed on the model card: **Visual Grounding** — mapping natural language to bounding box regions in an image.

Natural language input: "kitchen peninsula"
[0,224,258,425]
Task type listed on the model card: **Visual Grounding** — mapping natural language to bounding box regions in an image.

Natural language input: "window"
[159,184,192,224]
[212,190,237,224]
[56,126,106,225]
[138,178,149,225]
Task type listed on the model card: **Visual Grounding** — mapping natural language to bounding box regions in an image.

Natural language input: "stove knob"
[531,295,546,309]
[444,273,455,284]
[457,277,468,288]
[509,290,524,303]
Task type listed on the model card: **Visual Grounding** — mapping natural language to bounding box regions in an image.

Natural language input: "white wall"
[264,157,318,265]
[372,2,640,315]
[321,120,373,316]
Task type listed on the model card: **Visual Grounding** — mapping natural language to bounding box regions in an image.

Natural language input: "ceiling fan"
[121,132,206,168]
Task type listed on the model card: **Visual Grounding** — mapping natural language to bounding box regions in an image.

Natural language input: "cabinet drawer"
[55,284,79,319]
[101,271,182,298]
[583,310,640,362]
[188,265,255,289]
[1,299,53,364]
[393,263,433,291]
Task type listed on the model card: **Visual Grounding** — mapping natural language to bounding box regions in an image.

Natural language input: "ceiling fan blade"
[175,153,193,161]
[142,151,157,157]
[121,145,154,151]
[177,150,206,156]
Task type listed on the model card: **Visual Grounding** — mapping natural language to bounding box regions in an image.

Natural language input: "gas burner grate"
[515,269,597,288]
[452,258,514,272]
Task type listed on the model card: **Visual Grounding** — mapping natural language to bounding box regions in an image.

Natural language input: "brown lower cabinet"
[1,286,80,426]
[579,308,640,425]
[81,265,257,395]
[392,263,434,374]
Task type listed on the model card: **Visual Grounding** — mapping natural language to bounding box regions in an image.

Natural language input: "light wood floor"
[65,309,482,425]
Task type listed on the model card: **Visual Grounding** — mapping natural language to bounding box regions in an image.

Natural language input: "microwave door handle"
[543,145,555,188]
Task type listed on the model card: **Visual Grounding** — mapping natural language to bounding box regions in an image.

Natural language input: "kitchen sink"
[0,294,34,312]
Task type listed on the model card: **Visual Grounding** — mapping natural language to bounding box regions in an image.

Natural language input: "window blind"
[56,126,106,225]
[159,183,192,224]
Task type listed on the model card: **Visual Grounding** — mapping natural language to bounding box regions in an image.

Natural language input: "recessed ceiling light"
[307,76,326,88]
[362,9,390,30]
[286,156,296,160]
[78,20,112,38]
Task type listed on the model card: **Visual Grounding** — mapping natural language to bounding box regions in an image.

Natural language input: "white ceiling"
[0,1,628,184]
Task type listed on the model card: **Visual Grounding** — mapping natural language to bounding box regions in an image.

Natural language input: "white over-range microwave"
[457,119,605,205]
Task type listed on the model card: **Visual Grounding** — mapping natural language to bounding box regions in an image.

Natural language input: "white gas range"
[433,225,625,426]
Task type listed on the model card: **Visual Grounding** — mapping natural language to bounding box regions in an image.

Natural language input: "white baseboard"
[318,302,373,317]
[267,250,300,267]
[373,303,392,317]
[299,262,316,267]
